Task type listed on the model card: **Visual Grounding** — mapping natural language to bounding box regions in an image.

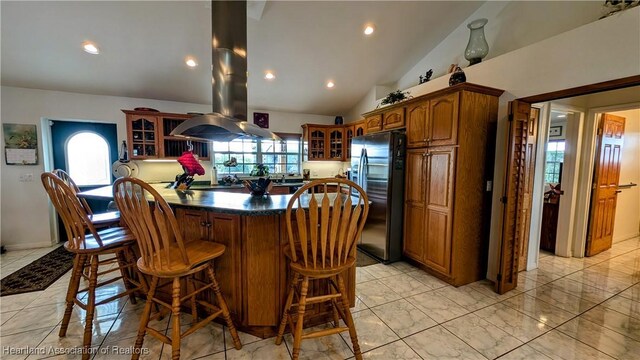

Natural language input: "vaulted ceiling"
[1,1,484,115]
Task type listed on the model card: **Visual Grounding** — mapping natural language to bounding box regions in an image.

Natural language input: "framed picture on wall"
[549,126,563,138]
[253,112,269,129]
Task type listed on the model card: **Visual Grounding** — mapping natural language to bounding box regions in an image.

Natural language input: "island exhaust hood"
[171,1,279,141]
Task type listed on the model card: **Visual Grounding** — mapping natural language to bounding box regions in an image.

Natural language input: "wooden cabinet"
[127,115,158,158]
[407,101,430,148]
[123,110,209,160]
[304,125,327,160]
[383,107,405,130]
[365,114,383,133]
[429,93,459,147]
[328,127,344,160]
[354,121,366,137]
[345,126,355,159]
[422,147,455,275]
[175,209,242,319]
[401,84,503,286]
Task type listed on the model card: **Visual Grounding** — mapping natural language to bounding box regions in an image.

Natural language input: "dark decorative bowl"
[243,178,273,197]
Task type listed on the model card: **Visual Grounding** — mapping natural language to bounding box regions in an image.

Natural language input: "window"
[544,140,565,184]
[213,134,301,175]
[66,132,111,186]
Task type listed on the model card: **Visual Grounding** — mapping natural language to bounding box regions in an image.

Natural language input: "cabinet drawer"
[383,107,405,130]
[365,114,382,133]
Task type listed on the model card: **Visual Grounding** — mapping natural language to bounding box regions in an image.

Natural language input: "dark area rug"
[1,246,74,296]
[356,249,379,267]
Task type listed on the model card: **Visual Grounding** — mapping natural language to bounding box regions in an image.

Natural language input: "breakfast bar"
[79,185,356,338]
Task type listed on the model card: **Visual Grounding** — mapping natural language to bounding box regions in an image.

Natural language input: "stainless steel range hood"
[171,1,279,141]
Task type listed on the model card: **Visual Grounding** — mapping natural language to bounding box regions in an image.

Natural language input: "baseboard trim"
[3,242,56,251]
[613,232,640,243]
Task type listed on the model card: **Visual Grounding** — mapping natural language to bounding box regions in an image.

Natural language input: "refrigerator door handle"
[357,147,365,188]
[361,148,369,192]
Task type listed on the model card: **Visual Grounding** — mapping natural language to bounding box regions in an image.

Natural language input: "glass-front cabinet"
[129,115,158,158]
[328,127,344,160]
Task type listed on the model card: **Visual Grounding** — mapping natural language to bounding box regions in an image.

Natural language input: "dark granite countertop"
[78,184,357,216]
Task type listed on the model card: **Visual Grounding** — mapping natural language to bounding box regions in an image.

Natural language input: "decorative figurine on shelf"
[118,140,129,163]
[171,150,205,190]
[418,69,433,84]
[449,66,467,86]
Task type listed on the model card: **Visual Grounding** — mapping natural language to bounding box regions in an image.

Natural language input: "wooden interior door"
[423,147,455,275]
[585,114,626,256]
[496,100,532,294]
[518,107,539,271]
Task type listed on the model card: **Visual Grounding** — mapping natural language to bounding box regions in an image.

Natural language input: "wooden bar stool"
[113,177,242,360]
[41,173,149,360]
[52,169,121,228]
[275,179,369,360]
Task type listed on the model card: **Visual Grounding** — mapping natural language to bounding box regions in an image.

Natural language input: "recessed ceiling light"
[364,25,375,35]
[82,41,99,55]
[265,71,275,80]
[557,114,567,118]
[185,57,198,68]
[326,81,335,88]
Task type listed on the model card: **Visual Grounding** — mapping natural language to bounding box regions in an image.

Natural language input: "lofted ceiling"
[1,1,484,116]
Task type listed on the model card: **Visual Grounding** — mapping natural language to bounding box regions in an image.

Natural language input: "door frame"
[40,117,120,244]
[572,101,640,257]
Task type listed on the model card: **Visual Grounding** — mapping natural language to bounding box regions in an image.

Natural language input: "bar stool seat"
[284,245,356,277]
[87,210,121,227]
[136,240,225,277]
[63,227,134,253]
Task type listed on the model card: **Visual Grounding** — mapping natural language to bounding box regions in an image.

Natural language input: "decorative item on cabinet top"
[464,18,489,66]
[122,109,210,160]
[378,90,412,108]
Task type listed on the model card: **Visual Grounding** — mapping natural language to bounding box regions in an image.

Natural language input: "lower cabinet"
[403,147,454,278]
[175,209,242,320]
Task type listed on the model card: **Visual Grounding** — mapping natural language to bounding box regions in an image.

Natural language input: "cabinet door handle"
[427,138,431,142]
[200,221,206,227]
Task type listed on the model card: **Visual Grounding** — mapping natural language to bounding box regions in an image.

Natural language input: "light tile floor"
[1,237,639,359]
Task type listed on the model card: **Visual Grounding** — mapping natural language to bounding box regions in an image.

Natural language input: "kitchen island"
[79,185,356,338]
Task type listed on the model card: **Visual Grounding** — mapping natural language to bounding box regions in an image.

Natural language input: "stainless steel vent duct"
[171,1,279,141]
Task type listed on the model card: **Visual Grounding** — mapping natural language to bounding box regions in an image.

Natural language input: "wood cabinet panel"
[365,114,383,133]
[345,126,355,159]
[243,215,281,326]
[175,208,208,242]
[209,213,242,319]
[406,101,430,148]
[327,127,345,160]
[354,121,366,137]
[423,147,455,275]
[424,210,451,274]
[403,149,427,261]
[429,93,459,146]
[383,107,405,130]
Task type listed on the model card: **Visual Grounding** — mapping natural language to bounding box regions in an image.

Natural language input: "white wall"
[345,7,640,280]
[0,86,334,250]
[611,109,640,242]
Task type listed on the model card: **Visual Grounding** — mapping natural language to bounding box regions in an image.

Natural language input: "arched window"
[65,132,111,186]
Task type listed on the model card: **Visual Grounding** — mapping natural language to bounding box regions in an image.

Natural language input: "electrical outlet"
[19,173,34,182]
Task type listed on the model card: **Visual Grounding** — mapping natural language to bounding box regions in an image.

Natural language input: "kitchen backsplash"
[134,160,352,182]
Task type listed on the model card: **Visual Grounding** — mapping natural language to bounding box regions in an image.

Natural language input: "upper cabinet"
[365,114,383,133]
[383,107,405,130]
[406,93,459,148]
[302,120,365,161]
[123,110,210,160]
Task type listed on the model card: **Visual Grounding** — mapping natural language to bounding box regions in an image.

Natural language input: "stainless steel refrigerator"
[351,131,406,263]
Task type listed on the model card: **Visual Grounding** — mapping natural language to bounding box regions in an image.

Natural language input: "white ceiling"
[1,1,484,116]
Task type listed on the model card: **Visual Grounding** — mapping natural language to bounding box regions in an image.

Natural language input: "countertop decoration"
[243,177,273,197]
[171,148,205,190]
